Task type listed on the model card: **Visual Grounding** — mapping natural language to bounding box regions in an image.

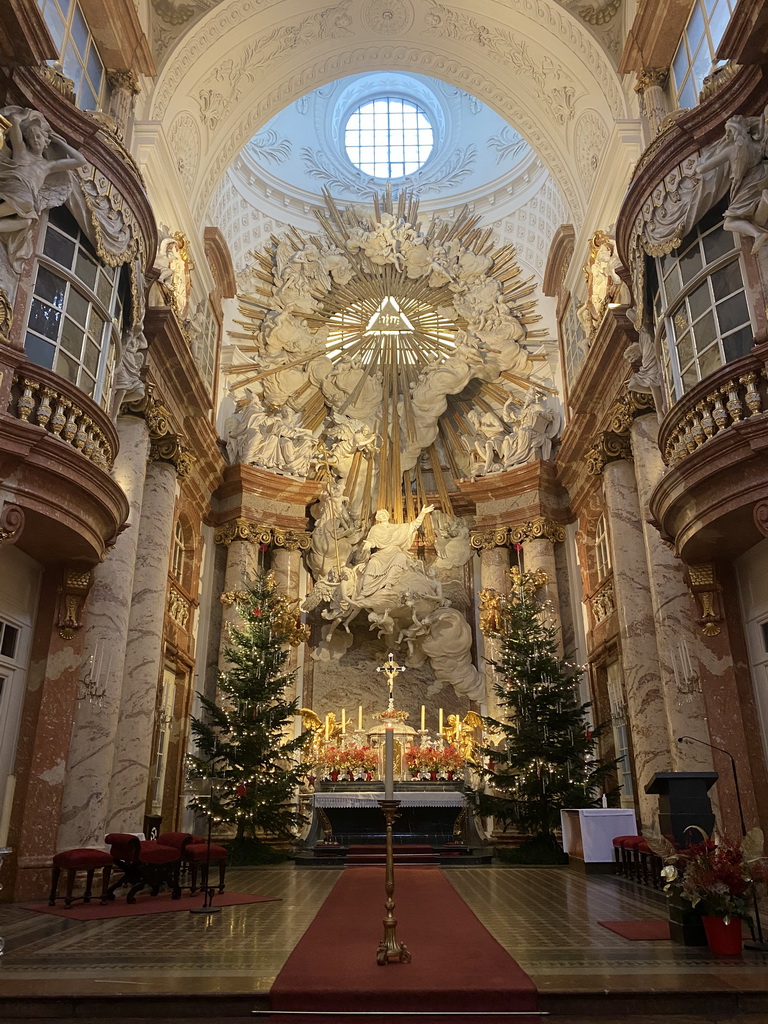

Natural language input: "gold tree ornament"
[509,566,549,599]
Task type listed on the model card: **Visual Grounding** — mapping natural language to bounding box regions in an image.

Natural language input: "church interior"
[2,0,768,1020]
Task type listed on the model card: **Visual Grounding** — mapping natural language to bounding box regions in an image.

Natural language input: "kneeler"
[104,832,182,904]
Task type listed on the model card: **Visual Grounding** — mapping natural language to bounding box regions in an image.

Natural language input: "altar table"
[560,807,637,868]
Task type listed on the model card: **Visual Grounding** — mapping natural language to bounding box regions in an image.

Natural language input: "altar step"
[346,844,439,865]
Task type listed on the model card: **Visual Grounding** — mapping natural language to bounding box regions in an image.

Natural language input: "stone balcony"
[0,356,129,564]
[649,342,768,561]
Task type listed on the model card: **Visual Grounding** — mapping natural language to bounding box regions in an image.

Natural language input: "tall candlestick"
[420,705,425,731]
[358,705,363,731]
[438,708,443,736]
[384,725,394,800]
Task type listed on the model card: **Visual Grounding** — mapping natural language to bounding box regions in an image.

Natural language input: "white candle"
[438,708,443,736]
[384,726,394,800]
[420,705,425,731]
[358,705,363,731]
[325,714,330,741]
[341,708,346,733]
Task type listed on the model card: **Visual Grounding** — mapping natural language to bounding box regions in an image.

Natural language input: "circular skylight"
[344,97,434,178]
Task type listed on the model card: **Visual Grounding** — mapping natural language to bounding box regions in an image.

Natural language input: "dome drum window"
[344,98,434,179]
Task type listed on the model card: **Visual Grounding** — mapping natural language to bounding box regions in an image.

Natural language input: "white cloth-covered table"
[314,791,464,808]
[560,808,637,863]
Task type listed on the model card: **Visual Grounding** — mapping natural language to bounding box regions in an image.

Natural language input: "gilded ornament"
[509,517,565,545]
[478,588,503,634]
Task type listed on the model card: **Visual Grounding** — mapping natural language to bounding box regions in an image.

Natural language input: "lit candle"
[438,708,443,736]
[420,705,425,731]
[384,725,394,800]
[341,708,346,733]
[358,705,363,731]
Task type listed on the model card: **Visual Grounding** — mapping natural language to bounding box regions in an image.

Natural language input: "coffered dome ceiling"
[143,0,632,228]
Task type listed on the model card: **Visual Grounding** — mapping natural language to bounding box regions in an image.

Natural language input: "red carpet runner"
[269,866,539,1024]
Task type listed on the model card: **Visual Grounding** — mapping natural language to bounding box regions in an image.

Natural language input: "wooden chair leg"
[49,865,61,906]
[217,860,226,893]
[64,868,77,909]
[100,866,112,904]
[83,868,95,903]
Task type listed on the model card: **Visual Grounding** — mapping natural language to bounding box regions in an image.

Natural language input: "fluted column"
[105,454,178,834]
[601,455,670,828]
[106,69,140,141]
[57,414,149,849]
[635,68,668,137]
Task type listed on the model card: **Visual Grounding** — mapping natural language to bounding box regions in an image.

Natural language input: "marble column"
[271,545,303,703]
[219,537,254,669]
[522,536,562,655]
[630,416,717,791]
[635,68,668,137]
[57,414,150,849]
[106,69,140,141]
[105,456,178,834]
[479,544,510,719]
[601,456,671,829]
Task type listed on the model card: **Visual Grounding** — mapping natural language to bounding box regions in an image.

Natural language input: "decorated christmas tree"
[187,571,312,848]
[475,567,615,854]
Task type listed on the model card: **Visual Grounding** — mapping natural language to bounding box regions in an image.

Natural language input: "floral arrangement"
[317,743,377,780]
[646,827,768,923]
[405,745,464,778]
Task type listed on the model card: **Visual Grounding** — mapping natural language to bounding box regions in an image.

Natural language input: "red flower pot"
[330,770,339,782]
[365,772,372,782]
[702,915,743,955]
[430,771,437,781]
[447,770,454,780]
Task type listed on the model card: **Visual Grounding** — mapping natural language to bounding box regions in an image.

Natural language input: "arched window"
[171,521,185,583]
[24,206,127,407]
[37,0,106,111]
[651,204,753,400]
[594,515,611,581]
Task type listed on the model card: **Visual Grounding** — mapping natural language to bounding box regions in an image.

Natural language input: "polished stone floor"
[1,864,768,1021]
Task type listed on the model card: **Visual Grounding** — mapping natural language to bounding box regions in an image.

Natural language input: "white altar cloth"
[314,791,464,808]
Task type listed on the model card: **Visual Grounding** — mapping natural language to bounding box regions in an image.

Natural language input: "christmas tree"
[475,567,615,852]
[187,571,312,847]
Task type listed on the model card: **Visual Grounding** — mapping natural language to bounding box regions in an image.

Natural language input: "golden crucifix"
[376,652,406,711]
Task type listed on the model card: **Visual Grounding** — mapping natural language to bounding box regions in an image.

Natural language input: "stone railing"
[659,354,768,468]
[8,368,117,469]
[589,576,616,626]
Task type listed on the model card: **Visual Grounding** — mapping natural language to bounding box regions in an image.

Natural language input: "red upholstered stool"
[612,835,637,877]
[184,836,228,896]
[49,848,113,909]
[105,833,182,904]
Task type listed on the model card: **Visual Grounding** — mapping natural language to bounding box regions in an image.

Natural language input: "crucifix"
[376,651,406,712]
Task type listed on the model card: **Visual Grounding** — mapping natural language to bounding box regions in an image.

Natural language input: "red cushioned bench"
[49,848,113,909]
[105,832,182,903]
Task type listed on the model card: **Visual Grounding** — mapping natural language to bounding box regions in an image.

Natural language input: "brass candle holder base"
[376,799,411,965]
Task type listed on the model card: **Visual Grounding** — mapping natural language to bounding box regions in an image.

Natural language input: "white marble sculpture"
[110,324,148,418]
[154,235,190,317]
[0,106,86,290]
[625,306,666,418]
[694,106,768,254]
[307,480,363,579]
[432,510,473,569]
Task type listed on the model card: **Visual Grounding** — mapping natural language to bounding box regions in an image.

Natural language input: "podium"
[560,808,637,871]
[645,771,718,945]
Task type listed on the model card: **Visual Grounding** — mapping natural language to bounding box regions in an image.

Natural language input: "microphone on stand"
[677,735,765,949]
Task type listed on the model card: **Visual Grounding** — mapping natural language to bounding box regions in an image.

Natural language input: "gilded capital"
[470,528,511,551]
[635,67,668,93]
[509,516,566,544]
[585,432,633,476]
[107,69,141,95]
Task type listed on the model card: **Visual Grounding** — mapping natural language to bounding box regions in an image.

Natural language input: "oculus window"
[344,98,434,178]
